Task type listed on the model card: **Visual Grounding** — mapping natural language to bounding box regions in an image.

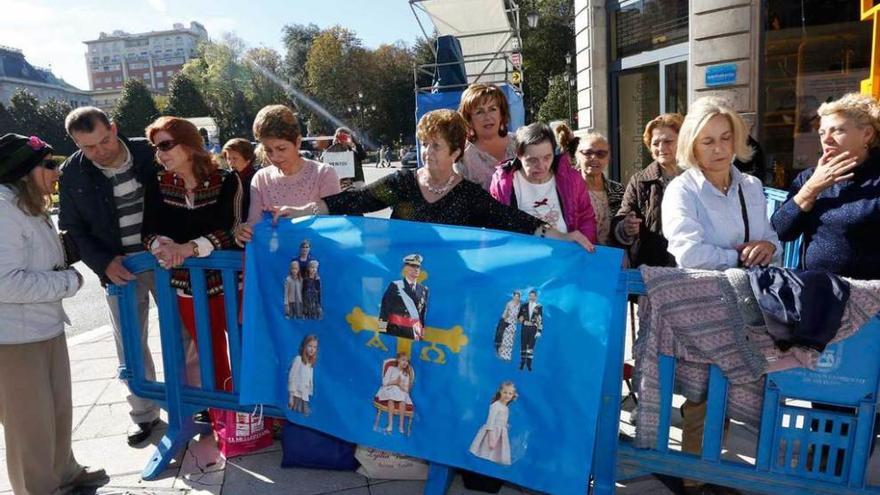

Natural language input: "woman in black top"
[143,116,242,391]
[274,109,594,251]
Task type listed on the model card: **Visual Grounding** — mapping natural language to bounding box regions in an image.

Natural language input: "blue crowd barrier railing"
[114,187,880,493]
[592,187,880,494]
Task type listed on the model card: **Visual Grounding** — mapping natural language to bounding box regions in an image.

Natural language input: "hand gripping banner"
[240,216,622,494]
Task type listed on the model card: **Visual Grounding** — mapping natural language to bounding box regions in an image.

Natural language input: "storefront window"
[611,0,688,60]
[760,0,872,186]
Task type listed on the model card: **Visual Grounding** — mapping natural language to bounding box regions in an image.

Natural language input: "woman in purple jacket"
[489,123,598,244]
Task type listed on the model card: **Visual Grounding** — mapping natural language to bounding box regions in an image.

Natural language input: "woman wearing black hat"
[0,134,107,493]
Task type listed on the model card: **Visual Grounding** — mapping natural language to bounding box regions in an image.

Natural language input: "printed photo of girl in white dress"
[287,334,318,416]
[493,291,521,361]
[373,352,414,435]
[469,381,517,465]
[284,260,304,319]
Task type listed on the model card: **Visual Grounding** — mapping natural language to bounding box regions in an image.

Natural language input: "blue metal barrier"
[114,188,880,493]
[592,188,880,494]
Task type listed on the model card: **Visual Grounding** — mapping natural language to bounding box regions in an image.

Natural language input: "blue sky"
[0,0,428,90]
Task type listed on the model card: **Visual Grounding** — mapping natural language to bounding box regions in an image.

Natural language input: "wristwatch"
[190,241,200,257]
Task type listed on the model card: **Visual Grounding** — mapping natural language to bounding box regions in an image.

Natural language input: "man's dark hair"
[65,107,111,136]
[529,290,538,296]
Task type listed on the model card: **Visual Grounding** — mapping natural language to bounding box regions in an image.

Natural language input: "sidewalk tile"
[368,479,425,494]
[71,357,121,382]
[73,433,180,479]
[97,471,177,492]
[223,453,369,494]
[72,404,91,430]
[72,379,111,407]
[97,378,133,405]
[68,341,119,361]
[174,435,225,494]
[73,402,140,440]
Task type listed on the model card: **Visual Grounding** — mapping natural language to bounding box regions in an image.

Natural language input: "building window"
[166,70,174,77]
[115,76,122,82]
[611,0,688,60]
[158,82,165,88]
[760,0,872,186]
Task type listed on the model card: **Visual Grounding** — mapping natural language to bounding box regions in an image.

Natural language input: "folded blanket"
[633,266,880,449]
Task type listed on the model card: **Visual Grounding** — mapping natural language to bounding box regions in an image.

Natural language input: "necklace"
[422,172,457,195]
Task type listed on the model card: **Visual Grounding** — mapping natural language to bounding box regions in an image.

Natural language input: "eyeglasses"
[154,140,179,152]
[578,149,609,159]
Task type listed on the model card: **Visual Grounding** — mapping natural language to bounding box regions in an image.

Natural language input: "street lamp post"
[527,12,539,28]
[564,52,573,125]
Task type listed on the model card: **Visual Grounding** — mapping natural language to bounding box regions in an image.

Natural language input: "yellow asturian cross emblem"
[345,267,469,364]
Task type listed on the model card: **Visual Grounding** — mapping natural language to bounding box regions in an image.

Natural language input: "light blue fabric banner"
[240,216,622,494]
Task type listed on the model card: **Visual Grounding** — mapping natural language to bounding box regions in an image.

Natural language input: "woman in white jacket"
[0,134,107,494]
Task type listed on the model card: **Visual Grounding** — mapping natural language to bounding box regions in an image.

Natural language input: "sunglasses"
[40,159,59,170]
[154,140,179,152]
[578,149,609,159]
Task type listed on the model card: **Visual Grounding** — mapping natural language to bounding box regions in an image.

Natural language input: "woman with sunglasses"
[575,133,624,245]
[143,117,242,391]
[0,134,108,494]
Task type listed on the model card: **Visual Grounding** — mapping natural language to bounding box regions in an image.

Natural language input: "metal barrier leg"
[142,417,201,479]
[424,463,454,495]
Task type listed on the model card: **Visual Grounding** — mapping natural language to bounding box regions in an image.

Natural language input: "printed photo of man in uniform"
[518,290,543,371]
[378,254,429,340]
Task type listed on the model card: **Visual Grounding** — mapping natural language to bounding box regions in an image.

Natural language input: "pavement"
[0,309,690,495]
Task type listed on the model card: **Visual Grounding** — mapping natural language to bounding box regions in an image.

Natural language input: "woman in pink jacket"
[489,123,598,244]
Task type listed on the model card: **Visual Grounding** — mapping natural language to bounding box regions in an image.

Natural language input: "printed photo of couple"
[377,254,429,341]
[493,289,543,371]
[284,239,322,320]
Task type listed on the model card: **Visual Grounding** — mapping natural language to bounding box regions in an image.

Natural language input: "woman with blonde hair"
[662,96,780,270]
[771,92,880,279]
[456,83,517,190]
[660,97,780,494]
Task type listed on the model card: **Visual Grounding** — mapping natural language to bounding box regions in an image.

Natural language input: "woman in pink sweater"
[489,123,597,243]
[235,105,340,244]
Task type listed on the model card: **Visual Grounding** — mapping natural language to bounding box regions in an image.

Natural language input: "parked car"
[401,149,418,168]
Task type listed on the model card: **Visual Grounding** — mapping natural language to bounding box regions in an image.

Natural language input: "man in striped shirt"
[59,107,162,446]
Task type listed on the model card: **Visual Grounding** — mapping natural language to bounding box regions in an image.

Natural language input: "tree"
[362,43,417,145]
[305,26,366,134]
[243,47,295,111]
[165,73,210,117]
[112,79,159,138]
[536,75,571,124]
[281,23,320,89]
[8,89,41,134]
[0,102,14,136]
[520,0,575,121]
[37,98,75,155]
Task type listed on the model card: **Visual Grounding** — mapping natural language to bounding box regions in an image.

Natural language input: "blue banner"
[240,216,622,494]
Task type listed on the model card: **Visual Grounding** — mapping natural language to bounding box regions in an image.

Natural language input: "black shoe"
[193,409,212,424]
[127,418,160,446]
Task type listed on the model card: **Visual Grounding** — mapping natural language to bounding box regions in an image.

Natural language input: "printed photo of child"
[302,260,322,320]
[284,260,304,319]
[287,334,318,416]
[372,352,415,435]
[469,381,517,465]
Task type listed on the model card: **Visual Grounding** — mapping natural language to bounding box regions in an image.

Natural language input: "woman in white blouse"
[662,96,780,270]
[660,96,780,495]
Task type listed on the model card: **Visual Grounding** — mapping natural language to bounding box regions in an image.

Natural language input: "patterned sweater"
[142,168,242,295]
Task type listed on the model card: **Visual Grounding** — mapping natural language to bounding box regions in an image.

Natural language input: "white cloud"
[146,0,167,13]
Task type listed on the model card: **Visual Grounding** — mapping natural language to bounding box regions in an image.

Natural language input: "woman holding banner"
[272,109,595,252]
[234,105,341,245]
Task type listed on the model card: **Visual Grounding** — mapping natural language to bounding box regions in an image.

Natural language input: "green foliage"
[281,23,321,89]
[2,90,75,154]
[536,74,572,124]
[165,73,210,117]
[520,0,575,120]
[112,79,159,138]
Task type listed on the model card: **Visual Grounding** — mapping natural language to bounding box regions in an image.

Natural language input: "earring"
[499,124,507,136]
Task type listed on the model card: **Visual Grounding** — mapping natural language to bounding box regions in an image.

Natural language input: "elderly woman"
[456,83,517,190]
[489,122,597,244]
[273,109,594,252]
[575,133,624,245]
[661,97,780,494]
[0,134,107,493]
[611,113,684,267]
[771,92,880,279]
[143,117,242,390]
[223,138,258,219]
[235,105,341,245]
